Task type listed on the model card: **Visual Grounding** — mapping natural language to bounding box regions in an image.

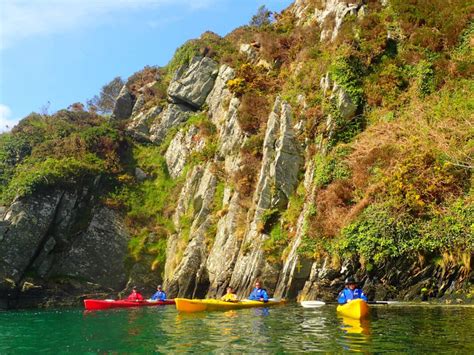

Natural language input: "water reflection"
[338,316,371,353]
[340,316,371,335]
[2,304,473,353]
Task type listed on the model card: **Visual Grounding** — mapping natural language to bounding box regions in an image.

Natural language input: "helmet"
[345,277,358,285]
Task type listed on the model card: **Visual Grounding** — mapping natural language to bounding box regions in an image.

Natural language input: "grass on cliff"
[106,143,180,271]
[302,77,473,271]
[0,110,125,204]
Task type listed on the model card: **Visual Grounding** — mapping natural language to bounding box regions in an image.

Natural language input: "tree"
[68,102,85,112]
[249,5,273,27]
[87,76,124,114]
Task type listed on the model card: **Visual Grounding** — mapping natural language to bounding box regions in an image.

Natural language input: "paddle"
[300,300,399,308]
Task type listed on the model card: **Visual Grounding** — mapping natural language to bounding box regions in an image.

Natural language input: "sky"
[0,0,293,132]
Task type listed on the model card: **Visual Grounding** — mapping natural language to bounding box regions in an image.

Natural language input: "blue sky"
[0,0,292,131]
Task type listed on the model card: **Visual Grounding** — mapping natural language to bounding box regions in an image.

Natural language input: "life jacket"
[337,287,367,304]
[249,287,269,302]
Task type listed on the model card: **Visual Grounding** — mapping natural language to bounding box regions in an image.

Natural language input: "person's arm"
[261,290,269,302]
[248,289,256,300]
[360,289,368,301]
[150,292,158,301]
[160,292,167,301]
[137,293,144,301]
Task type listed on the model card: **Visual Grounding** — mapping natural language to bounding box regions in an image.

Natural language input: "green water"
[0,304,473,353]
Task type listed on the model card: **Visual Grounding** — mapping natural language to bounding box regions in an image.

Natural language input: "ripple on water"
[0,304,473,353]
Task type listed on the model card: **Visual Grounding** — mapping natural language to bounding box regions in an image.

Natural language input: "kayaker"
[221,286,238,302]
[248,280,269,302]
[337,277,368,304]
[127,286,144,301]
[150,285,167,301]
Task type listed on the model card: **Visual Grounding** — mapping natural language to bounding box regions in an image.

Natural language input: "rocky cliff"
[1,0,472,308]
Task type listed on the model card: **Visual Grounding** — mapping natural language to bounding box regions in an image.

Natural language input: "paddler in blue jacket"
[150,285,167,301]
[248,280,269,302]
[337,277,368,304]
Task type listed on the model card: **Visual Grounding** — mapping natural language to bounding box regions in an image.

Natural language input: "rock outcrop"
[229,97,303,296]
[290,0,366,41]
[168,56,219,109]
[149,103,193,144]
[111,85,134,120]
[0,182,130,307]
[127,105,163,142]
[164,165,216,297]
[165,125,206,178]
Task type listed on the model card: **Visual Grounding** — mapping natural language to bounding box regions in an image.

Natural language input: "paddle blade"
[300,301,326,308]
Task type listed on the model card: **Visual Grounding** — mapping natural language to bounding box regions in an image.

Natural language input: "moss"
[263,222,288,262]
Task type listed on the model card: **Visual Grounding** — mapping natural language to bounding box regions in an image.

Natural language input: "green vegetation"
[109,144,179,271]
[2,0,472,292]
[0,111,124,204]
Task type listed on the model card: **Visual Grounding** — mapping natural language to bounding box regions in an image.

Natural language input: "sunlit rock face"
[168,56,219,109]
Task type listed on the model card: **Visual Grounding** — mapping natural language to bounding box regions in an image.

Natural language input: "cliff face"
[0,181,130,308]
[1,0,472,307]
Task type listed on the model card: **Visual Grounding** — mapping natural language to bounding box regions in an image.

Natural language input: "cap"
[345,277,358,285]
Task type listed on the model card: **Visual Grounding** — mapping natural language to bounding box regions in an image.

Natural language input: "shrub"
[237,92,270,134]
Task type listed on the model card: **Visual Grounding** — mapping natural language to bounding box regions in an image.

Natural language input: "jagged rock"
[47,207,129,289]
[240,44,258,63]
[274,154,317,299]
[111,85,134,120]
[290,0,364,41]
[291,0,315,25]
[256,97,303,210]
[206,64,235,124]
[298,258,343,301]
[0,191,64,287]
[320,72,358,150]
[131,94,145,117]
[206,190,244,297]
[164,165,216,297]
[149,103,192,144]
[315,0,364,41]
[165,125,206,179]
[229,97,303,297]
[127,105,163,142]
[218,97,244,159]
[168,56,218,109]
[138,81,157,93]
[0,183,131,306]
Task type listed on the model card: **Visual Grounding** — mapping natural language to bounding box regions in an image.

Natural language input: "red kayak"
[84,299,175,310]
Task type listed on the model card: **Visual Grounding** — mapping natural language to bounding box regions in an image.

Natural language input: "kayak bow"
[175,298,286,313]
[84,299,175,311]
[336,299,369,319]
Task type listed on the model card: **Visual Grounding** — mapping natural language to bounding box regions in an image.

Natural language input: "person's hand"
[259,298,263,301]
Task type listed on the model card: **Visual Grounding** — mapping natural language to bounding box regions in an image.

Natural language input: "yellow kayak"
[175,298,286,313]
[337,299,369,319]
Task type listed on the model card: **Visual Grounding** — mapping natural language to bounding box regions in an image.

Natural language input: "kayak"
[300,300,326,308]
[175,298,286,313]
[336,299,369,319]
[84,299,175,311]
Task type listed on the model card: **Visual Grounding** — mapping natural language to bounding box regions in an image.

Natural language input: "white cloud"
[0,104,17,132]
[0,0,216,50]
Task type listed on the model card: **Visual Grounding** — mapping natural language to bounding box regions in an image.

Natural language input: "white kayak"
[300,301,326,308]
